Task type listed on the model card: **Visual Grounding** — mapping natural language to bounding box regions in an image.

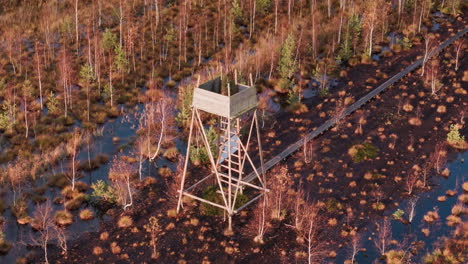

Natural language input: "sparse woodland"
[0,0,466,263]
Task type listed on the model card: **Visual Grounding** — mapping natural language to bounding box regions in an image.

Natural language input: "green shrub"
[175,87,193,128]
[385,250,408,264]
[392,209,405,220]
[447,124,465,146]
[190,146,209,166]
[200,186,249,215]
[200,186,223,216]
[397,37,412,50]
[91,180,117,205]
[325,198,343,213]
[234,193,249,210]
[277,33,297,91]
[318,87,329,97]
[349,143,379,163]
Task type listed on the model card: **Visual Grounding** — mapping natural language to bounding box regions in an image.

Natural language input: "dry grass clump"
[458,194,468,204]
[47,173,68,188]
[288,102,309,114]
[158,166,173,177]
[0,237,12,255]
[446,215,462,226]
[100,232,109,241]
[408,117,422,126]
[423,210,439,223]
[61,186,79,199]
[55,210,73,226]
[451,204,465,216]
[364,172,384,180]
[79,208,95,221]
[446,190,456,196]
[402,103,414,112]
[110,242,121,254]
[436,105,446,113]
[117,215,133,228]
[327,218,338,226]
[163,147,179,161]
[93,246,103,255]
[372,202,385,211]
[167,209,177,218]
[64,193,87,210]
[454,88,466,94]
[422,228,430,237]
[463,182,468,192]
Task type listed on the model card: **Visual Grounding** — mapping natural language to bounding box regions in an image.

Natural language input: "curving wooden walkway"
[244,27,468,184]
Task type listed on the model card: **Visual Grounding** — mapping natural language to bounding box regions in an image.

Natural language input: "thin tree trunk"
[124,177,133,210]
[35,45,43,109]
[274,0,278,34]
[138,152,143,180]
[75,0,79,54]
[24,98,28,138]
[455,40,463,71]
[369,25,374,57]
[119,0,123,47]
[72,152,76,191]
[43,234,49,264]
[150,109,165,161]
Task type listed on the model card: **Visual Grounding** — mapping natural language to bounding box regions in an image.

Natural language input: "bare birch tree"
[349,233,361,264]
[407,197,418,223]
[34,41,44,110]
[66,129,82,191]
[454,39,464,71]
[109,156,137,210]
[374,218,392,256]
[31,200,55,264]
[149,92,174,161]
[298,203,326,264]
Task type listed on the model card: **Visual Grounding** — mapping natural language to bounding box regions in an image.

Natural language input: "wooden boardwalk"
[244,27,468,183]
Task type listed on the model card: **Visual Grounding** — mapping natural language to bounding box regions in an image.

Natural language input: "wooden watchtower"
[177,75,266,233]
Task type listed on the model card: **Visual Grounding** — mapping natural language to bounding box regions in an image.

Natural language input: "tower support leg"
[177,108,195,213]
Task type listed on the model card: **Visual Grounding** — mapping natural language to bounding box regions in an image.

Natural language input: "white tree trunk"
[123,177,133,210]
[24,99,28,138]
[36,51,43,109]
[75,0,79,53]
[72,153,76,191]
[150,105,166,161]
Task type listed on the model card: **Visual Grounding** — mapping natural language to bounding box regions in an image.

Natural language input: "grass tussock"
[117,215,133,228]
